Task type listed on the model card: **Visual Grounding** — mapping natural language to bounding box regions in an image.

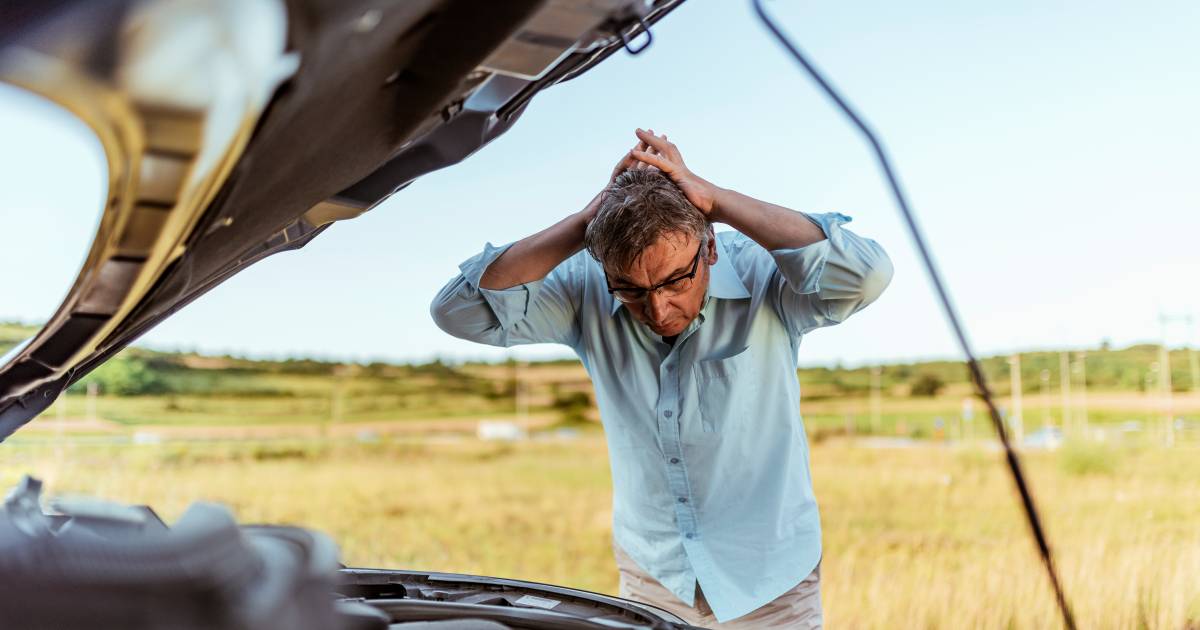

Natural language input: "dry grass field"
[3,434,1198,629]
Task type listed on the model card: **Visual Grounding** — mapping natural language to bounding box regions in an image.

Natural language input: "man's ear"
[703,227,718,265]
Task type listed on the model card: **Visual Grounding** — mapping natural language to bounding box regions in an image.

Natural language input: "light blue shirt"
[430,213,892,622]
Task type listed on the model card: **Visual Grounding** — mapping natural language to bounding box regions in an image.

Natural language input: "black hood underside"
[0,0,684,439]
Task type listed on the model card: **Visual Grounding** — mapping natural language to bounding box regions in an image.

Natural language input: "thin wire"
[749,1,1077,628]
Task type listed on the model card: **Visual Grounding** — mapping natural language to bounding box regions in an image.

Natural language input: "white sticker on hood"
[514,594,561,609]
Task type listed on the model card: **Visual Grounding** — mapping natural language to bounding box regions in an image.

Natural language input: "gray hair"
[584,169,710,273]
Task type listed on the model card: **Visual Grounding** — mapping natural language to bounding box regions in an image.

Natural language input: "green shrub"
[73,358,169,396]
[910,373,945,397]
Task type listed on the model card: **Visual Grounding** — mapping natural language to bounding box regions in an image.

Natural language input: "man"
[430,128,892,628]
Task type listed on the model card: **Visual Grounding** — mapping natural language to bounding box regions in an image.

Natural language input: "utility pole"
[1191,344,1200,393]
[870,366,883,435]
[516,360,529,423]
[326,365,351,441]
[330,381,343,430]
[1008,354,1023,444]
[1160,315,1175,447]
[1157,312,1200,444]
[1075,351,1089,439]
[1188,315,1200,393]
[1040,369,1051,428]
[1191,348,1200,393]
[1059,352,1072,437]
[86,381,98,422]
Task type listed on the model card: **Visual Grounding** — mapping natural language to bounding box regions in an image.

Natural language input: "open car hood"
[0,0,684,440]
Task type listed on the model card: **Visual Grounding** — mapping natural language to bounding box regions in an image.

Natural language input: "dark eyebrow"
[612,262,690,288]
[663,262,691,279]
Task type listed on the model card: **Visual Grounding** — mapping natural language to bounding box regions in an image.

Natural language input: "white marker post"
[1009,354,1023,445]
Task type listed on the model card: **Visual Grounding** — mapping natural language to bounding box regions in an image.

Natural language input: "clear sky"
[2,0,1198,367]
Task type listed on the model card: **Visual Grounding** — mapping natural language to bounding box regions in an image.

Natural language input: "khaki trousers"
[614,542,823,629]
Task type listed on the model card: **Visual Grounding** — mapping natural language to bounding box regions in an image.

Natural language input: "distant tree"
[551,390,592,425]
[75,358,168,396]
[910,373,945,397]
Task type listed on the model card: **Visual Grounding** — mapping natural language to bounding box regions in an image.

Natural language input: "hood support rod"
[750,1,1077,628]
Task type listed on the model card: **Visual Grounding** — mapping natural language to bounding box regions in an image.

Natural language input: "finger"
[660,133,684,163]
[648,130,681,165]
[617,131,650,167]
[631,150,672,172]
[612,151,631,174]
[611,150,638,179]
[634,133,653,168]
[637,143,659,169]
[635,128,673,157]
[633,139,652,169]
[620,135,647,170]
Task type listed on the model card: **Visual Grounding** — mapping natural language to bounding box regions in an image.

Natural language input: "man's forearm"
[478,196,596,290]
[711,187,826,252]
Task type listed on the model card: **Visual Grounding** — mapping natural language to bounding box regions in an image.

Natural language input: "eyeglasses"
[605,243,703,304]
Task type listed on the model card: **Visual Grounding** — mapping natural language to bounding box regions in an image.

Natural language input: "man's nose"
[644,290,669,321]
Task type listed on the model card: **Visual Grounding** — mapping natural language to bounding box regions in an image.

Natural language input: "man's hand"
[630,128,723,220]
[583,133,657,224]
[610,134,650,183]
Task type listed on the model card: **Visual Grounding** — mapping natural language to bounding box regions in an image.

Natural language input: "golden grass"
[817,442,1200,628]
[3,437,1198,629]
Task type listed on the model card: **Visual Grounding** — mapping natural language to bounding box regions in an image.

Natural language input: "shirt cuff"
[457,241,543,330]
[767,212,851,295]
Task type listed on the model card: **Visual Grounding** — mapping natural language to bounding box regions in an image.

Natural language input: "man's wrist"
[580,192,602,222]
[573,198,597,250]
[708,185,735,224]
[576,207,594,233]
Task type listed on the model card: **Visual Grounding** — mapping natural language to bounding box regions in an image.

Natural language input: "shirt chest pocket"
[692,346,759,433]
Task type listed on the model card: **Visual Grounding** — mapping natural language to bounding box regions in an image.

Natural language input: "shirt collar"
[609,235,751,316]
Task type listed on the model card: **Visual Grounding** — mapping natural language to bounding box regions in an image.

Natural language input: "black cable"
[749,1,1077,628]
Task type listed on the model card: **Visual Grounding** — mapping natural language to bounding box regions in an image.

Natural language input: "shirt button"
[685,533,695,540]
[668,365,675,371]
[677,497,688,504]
[664,410,673,418]
[669,457,680,464]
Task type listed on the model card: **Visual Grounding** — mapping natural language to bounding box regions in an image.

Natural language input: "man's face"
[606,230,718,338]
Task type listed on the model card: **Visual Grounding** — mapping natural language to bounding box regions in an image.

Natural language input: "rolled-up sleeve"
[767,212,893,336]
[430,242,582,348]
